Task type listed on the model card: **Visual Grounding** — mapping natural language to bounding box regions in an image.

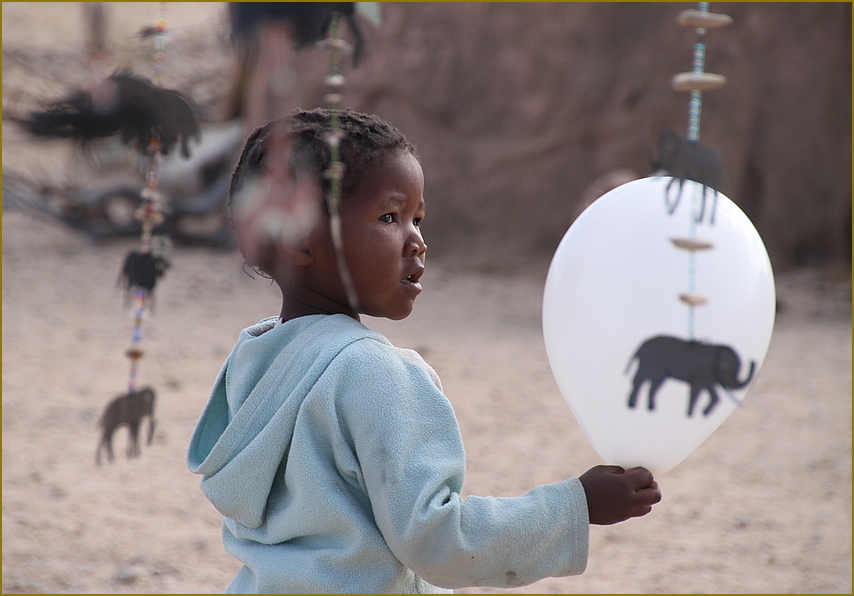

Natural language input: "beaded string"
[686,2,709,144]
[321,11,360,312]
[671,1,731,341]
[152,5,168,87]
[126,3,169,393]
[686,2,706,339]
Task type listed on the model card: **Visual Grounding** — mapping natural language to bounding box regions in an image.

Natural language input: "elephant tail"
[731,360,756,390]
[624,346,641,375]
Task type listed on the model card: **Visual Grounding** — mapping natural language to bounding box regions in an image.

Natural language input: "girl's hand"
[579,465,662,525]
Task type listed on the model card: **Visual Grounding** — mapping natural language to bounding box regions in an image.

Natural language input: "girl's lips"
[401,278,423,293]
[401,265,424,293]
[401,274,423,293]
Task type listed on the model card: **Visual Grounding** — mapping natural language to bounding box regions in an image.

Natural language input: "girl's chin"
[365,301,417,321]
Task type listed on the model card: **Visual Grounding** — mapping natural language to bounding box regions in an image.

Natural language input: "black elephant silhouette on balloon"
[625,335,755,417]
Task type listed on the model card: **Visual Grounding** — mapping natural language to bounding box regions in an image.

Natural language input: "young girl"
[187,108,661,593]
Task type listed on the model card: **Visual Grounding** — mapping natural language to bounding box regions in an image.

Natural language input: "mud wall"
[316,2,850,271]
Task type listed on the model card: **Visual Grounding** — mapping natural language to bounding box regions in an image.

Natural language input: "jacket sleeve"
[333,339,589,590]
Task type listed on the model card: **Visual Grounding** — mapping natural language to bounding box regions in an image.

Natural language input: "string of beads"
[670,2,731,340]
[126,2,170,393]
[320,11,360,312]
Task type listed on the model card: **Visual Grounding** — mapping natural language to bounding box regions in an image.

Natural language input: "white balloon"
[543,177,776,475]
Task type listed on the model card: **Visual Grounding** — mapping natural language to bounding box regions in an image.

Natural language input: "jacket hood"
[186,314,385,528]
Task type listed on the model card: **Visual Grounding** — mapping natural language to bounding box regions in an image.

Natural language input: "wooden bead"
[679,293,709,306]
[324,93,344,105]
[140,187,163,202]
[324,161,346,181]
[677,9,733,29]
[671,238,714,251]
[317,39,353,53]
[322,129,345,149]
[322,129,346,141]
[672,72,727,92]
[125,348,144,360]
[325,74,346,88]
[134,208,165,225]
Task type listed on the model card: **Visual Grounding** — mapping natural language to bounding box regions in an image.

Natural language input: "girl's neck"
[279,294,360,324]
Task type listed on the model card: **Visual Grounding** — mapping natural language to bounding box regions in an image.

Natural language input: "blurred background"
[344,2,852,273]
[3,2,850,272]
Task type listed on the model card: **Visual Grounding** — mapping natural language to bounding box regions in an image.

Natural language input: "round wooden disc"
[671,237,715,251]
[677,9,733,28]
[679,293,709,306]
[671,72,727,92]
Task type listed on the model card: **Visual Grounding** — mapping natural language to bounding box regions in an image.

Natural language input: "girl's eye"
[379,214,394,223]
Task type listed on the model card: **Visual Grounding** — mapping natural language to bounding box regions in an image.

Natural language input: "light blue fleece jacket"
[187,314,589,593]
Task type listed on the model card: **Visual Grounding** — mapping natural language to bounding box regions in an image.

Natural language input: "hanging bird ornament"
[20,70,200,158]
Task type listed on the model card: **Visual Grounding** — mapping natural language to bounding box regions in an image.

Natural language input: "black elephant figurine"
[625,335,755,417]
[96,386,157,465]
[651,129,723,224]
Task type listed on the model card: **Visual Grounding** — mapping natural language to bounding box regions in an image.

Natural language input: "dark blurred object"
[96,386,157,465]
[119,246,170,298]
[222,2,367,126]
[229,2,364,66]
[651,129,724,223]
[2,120,245,247]
[16,71,200,158]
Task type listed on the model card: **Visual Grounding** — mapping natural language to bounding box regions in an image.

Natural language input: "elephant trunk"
[729,360,756,390]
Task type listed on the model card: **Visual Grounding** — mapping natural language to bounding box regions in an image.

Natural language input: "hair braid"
[228,108,418,217]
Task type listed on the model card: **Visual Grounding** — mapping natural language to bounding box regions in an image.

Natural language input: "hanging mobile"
[542,3,776,475]
[97,3,198,463]
[666,1,730,338]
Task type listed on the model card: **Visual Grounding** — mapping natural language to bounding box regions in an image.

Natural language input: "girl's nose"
[406,228,427,256]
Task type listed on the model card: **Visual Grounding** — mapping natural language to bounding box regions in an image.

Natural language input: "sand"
[3,206,851,593]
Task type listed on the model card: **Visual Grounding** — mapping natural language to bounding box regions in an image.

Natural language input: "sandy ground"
[2,208,852,594]
[2,3,852,594]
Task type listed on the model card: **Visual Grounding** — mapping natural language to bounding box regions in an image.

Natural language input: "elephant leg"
[147,417,156,446]
[647,376,666,411]
[698,186,708,223]
[105,431,115,463]
[627,371,646,409]
[96,436,105,466]
[710,191,718,225]
[687,383,704,417]
[665,178,683,214]
[96,428,110,465]
[703,385,720,416]
[664,179,674,212]
[127,421,140,459]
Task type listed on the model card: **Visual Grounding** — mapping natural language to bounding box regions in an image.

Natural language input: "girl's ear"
[278,241,314,267]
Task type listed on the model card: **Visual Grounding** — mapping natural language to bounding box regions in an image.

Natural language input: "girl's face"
[308,150,427,320]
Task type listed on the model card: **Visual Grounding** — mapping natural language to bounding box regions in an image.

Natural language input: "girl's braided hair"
[228,107,418,217]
